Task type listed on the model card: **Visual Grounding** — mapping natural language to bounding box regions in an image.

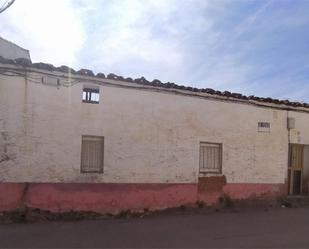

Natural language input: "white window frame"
[199,142,222,173]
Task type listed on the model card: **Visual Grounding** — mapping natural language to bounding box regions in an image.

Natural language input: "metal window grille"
[199,142,222,173]
[258,122,270,128]
[81,135,104,173]
[288,144,304,195]
[258,122,271,132]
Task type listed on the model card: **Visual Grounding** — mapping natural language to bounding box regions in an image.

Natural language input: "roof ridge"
[0,55,308,109]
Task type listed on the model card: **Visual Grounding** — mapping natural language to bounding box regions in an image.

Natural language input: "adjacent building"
[0,36,31,61]
[0,57,309,214]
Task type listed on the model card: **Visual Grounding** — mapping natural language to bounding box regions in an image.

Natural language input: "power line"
[0,0,15,14]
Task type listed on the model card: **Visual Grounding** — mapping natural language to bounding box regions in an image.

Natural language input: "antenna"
[0,0,15,14]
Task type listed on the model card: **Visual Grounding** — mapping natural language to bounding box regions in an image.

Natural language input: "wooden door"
[288,144,304,195]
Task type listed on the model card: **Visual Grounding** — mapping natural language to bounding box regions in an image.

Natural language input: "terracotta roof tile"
[1,56,308,109]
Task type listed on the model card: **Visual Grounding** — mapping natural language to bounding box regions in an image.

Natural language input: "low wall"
[0,181,287,213]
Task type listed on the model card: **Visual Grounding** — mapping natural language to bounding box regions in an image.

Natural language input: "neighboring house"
[0,36,31,61]
[0,58,309,214]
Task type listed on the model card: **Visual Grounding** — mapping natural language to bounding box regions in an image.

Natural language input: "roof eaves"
[1,55,309,110]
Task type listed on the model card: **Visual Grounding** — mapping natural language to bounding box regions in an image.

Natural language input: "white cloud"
[76,0,228,82]
[1,0,309,102]
[232,0,272,40]
[86,0,185,69]
[194,56,254,91]
[0,0,86,66]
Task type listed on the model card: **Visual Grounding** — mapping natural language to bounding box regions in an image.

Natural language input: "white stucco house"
[0,49,309,213]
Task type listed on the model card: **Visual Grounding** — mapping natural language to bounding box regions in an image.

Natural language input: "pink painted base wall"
[223,183,287,199]
[26,183,197,214]
[0,183,25,212]
[0,182,287,213]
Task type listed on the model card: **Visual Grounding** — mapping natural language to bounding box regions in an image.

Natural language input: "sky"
[1,0,309,102]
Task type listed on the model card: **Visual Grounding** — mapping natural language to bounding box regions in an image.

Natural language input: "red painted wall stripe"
[0,182,287,213]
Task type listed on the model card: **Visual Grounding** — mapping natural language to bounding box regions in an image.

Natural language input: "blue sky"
[1,0,309,102]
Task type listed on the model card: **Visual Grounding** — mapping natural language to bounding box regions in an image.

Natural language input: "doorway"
[288,144,309,195]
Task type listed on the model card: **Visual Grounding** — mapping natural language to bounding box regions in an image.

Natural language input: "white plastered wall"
[2,68,308,184]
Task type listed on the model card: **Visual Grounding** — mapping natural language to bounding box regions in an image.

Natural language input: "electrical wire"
[0,0,15,14]
[0,68,83,87]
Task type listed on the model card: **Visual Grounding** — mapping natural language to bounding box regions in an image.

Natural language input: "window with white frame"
[81,135,104,173]
[199,142,222,173]
[82,87,100,104]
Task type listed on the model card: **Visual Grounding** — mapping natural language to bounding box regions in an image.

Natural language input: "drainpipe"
[287,110,291,144]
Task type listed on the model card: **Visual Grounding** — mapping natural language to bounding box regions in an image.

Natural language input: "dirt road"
[0,208,309,248]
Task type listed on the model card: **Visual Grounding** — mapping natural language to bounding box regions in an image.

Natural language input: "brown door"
[288,144,304,195]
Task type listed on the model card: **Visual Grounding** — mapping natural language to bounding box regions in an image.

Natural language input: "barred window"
[199,142,222,173]
[81,135,104,173]
[258,122,270,132]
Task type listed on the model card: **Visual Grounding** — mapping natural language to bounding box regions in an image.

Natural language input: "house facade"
[0,58,309,214]
[0,37,31,61]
